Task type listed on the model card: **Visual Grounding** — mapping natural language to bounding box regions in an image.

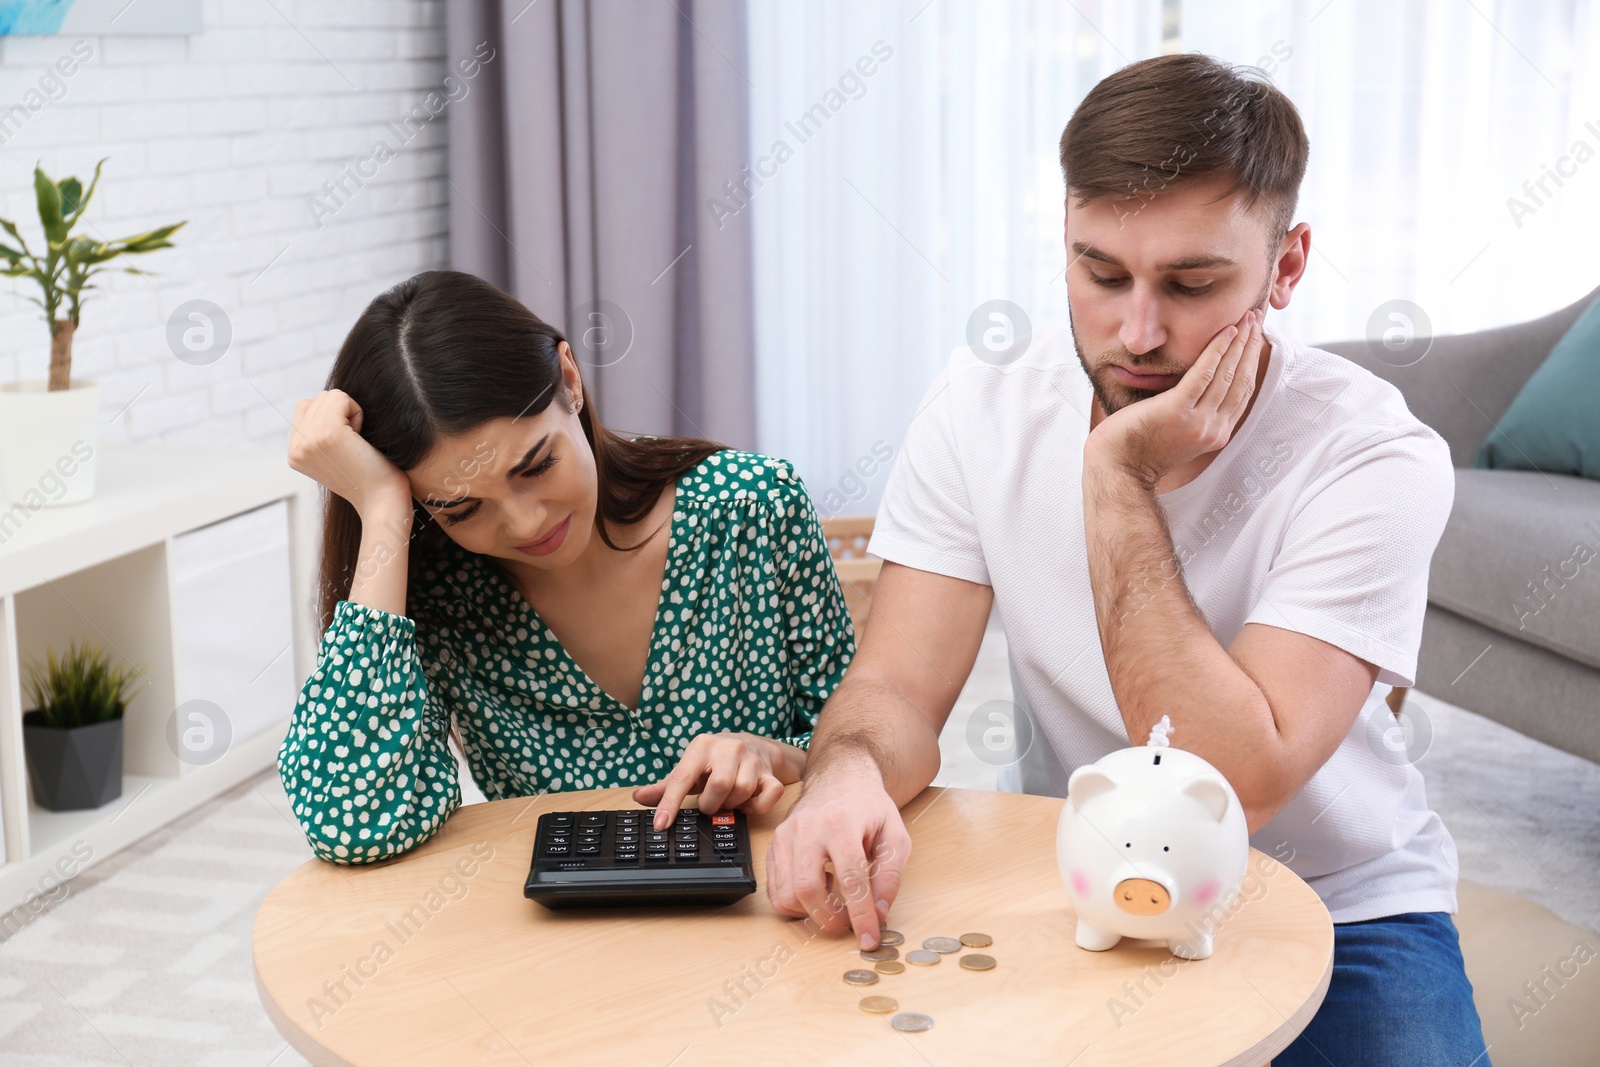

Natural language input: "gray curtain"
[446,0,757,448]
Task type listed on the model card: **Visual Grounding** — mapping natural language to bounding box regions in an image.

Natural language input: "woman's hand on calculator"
[632,732,807,831]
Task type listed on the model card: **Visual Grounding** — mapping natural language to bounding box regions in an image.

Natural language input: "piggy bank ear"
[1181,774,1231,822]
[1067,766,1116,811]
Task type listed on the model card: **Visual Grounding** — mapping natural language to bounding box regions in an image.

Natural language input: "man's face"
[1065,176,1286,414]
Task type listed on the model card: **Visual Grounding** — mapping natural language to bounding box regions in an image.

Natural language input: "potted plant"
[0,159,184,507]
[21,640,144,811]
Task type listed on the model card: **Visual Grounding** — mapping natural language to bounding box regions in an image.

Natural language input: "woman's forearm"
[347,503,413,617]
[774,738,808,784]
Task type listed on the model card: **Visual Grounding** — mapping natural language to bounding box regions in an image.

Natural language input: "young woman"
[279,270,855,864]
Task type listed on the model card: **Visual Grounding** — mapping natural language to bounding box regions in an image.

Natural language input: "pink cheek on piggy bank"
[1070,870,1090,898]
[1193,878,1221,907]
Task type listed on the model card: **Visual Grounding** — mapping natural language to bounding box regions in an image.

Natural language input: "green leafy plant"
[23,639,144,730]
[0,159,185,392]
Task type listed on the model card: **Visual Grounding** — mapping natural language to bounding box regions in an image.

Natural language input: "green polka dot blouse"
[279,450,857,865]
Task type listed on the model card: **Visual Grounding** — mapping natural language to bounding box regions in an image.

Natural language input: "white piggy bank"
[1056,717,1248,960]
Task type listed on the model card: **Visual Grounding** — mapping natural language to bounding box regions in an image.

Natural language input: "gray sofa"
[1319,284,1600,765]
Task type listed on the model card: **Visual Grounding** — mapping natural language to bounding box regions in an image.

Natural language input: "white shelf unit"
[0,444,319,915]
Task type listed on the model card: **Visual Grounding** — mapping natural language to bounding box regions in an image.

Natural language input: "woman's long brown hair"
[315,270,723,632]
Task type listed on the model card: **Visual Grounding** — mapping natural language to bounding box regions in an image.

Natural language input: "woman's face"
[405,343,599,569]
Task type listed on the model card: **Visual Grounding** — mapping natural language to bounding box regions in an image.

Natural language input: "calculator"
[523,808,758,908]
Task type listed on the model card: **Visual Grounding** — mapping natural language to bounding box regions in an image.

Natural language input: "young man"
[766,53,1490,1064]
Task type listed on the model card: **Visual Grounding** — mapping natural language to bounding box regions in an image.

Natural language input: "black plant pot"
[21,712,124,811]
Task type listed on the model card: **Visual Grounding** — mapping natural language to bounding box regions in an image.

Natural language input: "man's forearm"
[802,676,943,807]
[1082,458,1285,815]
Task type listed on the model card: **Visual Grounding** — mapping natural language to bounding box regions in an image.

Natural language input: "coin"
[923,936,963,954]
[875,960,906,975]
[879,929,905,946]
[861,945,899,962]
[891,1012,935,1033]
[905,949,941,966]
[844,969,880,986]
[859,995,898,1014]
[959,932,993,948]
[959,953,997,971]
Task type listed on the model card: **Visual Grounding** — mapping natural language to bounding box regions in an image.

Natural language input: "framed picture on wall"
[0,0,202,35]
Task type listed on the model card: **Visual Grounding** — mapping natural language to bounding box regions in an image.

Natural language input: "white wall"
[0,0,451,449]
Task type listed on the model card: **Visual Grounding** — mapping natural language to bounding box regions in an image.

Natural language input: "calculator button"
[544,844,571,855]
[711,813,735,826]
[579,813,606,825]
[644,853,671,864]
[548,815,573,826]
[714,839,738,850]
[577,845,600,855]
[614,852,638,863]
[645,832,669,843]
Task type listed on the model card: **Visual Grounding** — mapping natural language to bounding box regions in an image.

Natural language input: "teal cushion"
[1476,296,1600,478]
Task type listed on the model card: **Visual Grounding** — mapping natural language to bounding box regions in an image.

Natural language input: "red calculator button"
[712,813,735,826]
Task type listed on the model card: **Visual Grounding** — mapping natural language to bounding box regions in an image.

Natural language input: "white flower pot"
[0,380,100,507]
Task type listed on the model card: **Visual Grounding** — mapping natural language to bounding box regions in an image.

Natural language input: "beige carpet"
[2,626,1596,1065]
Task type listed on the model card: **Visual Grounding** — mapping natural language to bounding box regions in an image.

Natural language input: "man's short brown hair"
[1059,53,1309,241]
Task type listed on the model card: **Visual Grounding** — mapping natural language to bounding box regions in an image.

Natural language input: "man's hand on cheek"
[1085,307,1265,487]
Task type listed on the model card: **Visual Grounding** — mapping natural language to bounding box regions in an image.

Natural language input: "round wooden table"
[254,785,1332,1066]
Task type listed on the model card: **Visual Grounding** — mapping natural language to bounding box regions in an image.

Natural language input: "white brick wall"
[0,0,450,449]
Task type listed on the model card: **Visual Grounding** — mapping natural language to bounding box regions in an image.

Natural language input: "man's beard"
[1068,279,1272,416]
[1071,328,1184,415]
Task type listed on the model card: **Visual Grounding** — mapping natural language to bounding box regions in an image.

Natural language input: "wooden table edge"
[253,945,356,1067]
[1228,942,1334,1067]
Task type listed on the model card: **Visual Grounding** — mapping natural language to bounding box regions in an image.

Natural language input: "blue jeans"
[1275,912,1491,1067]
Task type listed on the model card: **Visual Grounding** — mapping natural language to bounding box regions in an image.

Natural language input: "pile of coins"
[842,925,998,1033]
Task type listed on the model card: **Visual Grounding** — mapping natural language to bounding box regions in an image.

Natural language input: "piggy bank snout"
[1113,877,1171,916]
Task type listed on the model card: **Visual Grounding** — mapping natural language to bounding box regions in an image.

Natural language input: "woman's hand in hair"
[633,733,806,832]
[289,390,413,520]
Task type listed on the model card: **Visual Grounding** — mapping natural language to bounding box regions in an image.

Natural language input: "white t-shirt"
[869,323,1460,923]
